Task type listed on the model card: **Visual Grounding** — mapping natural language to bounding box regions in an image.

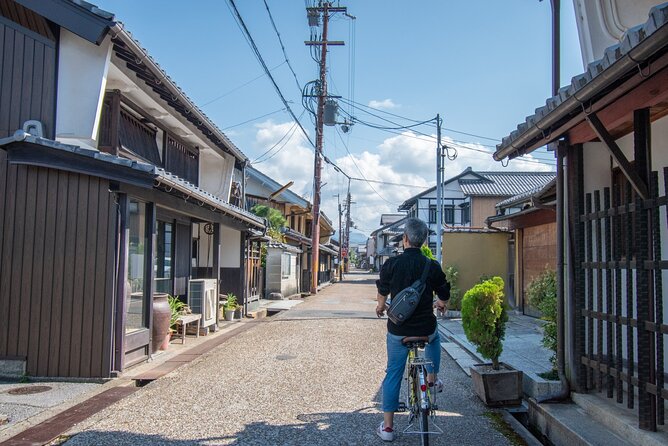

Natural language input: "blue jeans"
[381,330,441,412]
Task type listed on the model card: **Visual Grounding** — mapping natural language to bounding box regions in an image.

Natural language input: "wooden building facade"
[0,0,265,378]
[493,4,668,431]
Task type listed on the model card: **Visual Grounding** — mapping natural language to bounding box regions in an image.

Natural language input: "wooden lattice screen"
[578,168,667,431]
[246,240,263,307]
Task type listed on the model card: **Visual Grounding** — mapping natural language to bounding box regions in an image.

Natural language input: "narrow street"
[63,272,516,446]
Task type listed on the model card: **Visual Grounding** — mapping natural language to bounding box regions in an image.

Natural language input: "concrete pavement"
[61,272,519,446]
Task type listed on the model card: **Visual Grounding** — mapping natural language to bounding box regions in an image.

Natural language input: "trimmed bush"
[461,276,508,370]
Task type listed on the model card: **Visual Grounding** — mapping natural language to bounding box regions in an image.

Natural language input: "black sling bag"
[386,258,431,326]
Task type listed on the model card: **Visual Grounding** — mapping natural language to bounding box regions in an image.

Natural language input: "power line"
[251,117,301,164]
[200,61,286,107]
[226,0,315,149]
[348,177,430,189]
[263,0,302,93]
[339,97,502,142]
[335,127,399,205]
[221,107,286,130]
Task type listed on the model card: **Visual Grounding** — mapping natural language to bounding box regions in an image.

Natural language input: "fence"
[576,169,667,430]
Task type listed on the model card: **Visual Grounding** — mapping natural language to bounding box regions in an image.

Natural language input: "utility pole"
[344,182,352,272]
[335,194,343,280]
[435,114,443,264]
[305,2,346,294]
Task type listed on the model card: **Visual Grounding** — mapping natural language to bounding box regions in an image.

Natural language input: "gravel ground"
[63,272,515,446]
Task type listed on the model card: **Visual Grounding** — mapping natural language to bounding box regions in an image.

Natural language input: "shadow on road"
[64,405,475,446]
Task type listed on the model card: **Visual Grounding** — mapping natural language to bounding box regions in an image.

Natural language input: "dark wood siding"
[0,151,117,378]
[0,11,56,138]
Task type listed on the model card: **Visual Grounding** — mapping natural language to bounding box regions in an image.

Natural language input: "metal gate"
[576,169,667,431]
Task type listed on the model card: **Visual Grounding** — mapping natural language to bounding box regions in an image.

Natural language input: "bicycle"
[397,336,442,446]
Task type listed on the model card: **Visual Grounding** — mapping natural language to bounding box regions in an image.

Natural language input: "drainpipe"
[538,142,570,402]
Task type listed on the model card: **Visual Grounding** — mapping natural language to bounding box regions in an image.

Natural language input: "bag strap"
[419,258,431,284]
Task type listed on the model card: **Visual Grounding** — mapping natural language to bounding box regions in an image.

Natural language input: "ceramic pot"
[152,293,171,352]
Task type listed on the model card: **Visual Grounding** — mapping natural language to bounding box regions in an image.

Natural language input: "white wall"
[199,149,235,200]
[220,226,241,268]
[572,0,664,67]
[56,30,112,149]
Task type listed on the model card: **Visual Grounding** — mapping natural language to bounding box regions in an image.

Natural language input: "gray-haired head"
[403,218,429,247]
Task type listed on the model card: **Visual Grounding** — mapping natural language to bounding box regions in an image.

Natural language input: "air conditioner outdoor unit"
[188,279,218,328]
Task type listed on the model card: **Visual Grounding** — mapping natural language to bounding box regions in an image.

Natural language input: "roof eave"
[110,24,248,163]
[494,8,668,161]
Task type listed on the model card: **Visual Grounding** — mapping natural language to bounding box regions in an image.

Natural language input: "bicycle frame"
[402,344,443,440]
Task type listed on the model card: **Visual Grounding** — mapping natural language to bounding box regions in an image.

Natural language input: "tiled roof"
[266,241,302,254]
[156,168,265,229]
[495,178,557,208]
[459,172,556,197]
[494,3,668,160]
[246,166,309,208]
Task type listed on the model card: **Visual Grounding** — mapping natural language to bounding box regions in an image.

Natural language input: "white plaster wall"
[220,226,241,268]
[56,30,112,149]
[572,0,664,67]
[200,149,235,200]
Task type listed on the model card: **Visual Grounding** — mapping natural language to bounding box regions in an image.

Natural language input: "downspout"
[538,142,570,402]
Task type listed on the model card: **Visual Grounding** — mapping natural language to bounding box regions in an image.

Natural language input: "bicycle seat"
[402,336,429,348]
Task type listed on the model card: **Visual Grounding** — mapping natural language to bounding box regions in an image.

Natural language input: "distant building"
[398,167,555,253]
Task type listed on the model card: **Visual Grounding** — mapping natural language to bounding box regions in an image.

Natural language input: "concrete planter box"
[470,362,523,406]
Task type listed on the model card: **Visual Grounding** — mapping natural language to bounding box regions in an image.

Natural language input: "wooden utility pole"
[305,2,346,294]
[344,182,351,272]
[338,199,343,279]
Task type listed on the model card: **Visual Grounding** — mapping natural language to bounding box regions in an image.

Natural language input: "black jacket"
[376,248,450,336]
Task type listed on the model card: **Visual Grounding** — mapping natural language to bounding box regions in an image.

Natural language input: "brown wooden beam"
[569,65,668,144]
[586,112,649,199]
[109,90,121,156]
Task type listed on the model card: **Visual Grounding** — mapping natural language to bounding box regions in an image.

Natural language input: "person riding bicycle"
[375,218,450,442]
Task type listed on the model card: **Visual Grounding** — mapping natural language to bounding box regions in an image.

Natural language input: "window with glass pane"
[126,200,148,333]
[155,221,173,294]
[428,205,436,223]
[461,204,470,224]
[444,205,454,225]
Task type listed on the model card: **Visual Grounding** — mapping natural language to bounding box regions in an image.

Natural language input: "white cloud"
[368,98,398,110]
[249,121,555,239]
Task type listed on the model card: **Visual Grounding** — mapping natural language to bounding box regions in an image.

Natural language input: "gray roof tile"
[460,172,555,197]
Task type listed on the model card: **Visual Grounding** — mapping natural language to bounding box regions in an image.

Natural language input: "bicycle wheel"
[419,408,429,446]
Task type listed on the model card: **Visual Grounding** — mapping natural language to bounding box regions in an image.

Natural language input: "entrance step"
[0,356,26,377]
[571,393,668,446]
[528,398,634,446]
[246,308,267,319]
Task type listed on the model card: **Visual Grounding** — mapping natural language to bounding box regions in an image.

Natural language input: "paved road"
[64,272,516,446]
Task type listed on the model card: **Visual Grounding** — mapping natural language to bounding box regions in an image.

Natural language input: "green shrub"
[461,276,508,370]
[251,205,286,242]
[527,269,557,370]
[444,265,462,311]
[421,244,435,260]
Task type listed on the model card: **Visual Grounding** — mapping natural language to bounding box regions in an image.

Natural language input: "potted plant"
[461,276,523,406]
[224,293,237,322]
[164,295,186,349]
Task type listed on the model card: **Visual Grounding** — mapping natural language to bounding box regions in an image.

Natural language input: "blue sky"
[95,0,584,236]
